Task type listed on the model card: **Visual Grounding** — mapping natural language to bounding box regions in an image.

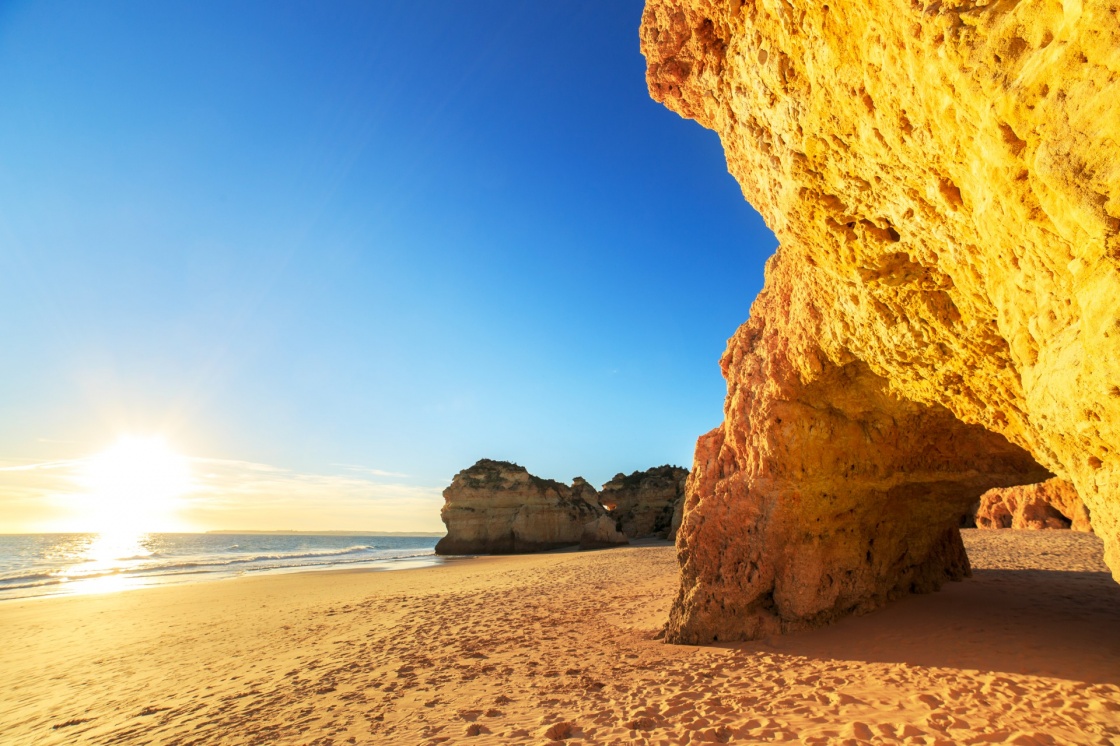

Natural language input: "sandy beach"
[3,529,1119,745]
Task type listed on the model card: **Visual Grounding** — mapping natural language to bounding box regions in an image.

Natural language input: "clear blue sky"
[0,1,775,530]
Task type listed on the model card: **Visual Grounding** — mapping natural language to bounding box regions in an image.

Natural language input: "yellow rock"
[641,0,1120,642]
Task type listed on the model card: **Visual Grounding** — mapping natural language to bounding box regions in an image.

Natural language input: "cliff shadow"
[725,567,1120,686]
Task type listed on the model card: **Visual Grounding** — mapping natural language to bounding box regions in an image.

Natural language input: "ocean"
[0,532,443,601]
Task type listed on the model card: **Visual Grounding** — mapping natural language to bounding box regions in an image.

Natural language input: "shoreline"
[0,552,453,605]
[1,538,676,605]
[3,530,1118,745]
[0,533,445,603]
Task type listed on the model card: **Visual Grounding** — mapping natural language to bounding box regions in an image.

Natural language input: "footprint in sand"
[135,706,170,717]
[542,721,576,740]
[916,693,943,709]
[625,716,659,731]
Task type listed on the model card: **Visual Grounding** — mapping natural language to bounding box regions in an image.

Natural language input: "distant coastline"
[205,530,445,537]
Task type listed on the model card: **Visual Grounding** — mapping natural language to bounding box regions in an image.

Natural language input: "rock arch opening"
[669,313,1050,643]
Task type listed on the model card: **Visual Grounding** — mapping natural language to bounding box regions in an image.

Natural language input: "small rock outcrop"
[435,460,627,555]
[600,466,688,540]
[976,478,1093,532]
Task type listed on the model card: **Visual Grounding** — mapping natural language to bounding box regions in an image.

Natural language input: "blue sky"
[0,1,775,531]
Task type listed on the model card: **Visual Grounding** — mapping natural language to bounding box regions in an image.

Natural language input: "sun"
[77,435,192,533]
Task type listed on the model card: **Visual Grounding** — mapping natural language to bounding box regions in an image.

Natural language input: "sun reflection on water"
[84,531,149,565]
[58,531,155,596]
[67,571,143,595]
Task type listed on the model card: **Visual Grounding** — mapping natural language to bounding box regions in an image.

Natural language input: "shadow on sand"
[731,568,1120,685]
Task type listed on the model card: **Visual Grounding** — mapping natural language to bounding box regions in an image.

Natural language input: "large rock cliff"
[600,465,689,539]
[435,460,627,555]
[641,0,1120,642]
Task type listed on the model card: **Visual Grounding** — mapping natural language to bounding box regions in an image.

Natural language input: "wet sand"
[2,529,1119,745]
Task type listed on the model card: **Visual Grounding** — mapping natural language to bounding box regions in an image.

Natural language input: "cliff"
[976,477,1093,531]
[435,460,627,555]
[600,465,689,539]
[641,0,1120,642]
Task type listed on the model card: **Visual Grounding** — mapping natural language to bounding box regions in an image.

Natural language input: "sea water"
[0,533,443,600]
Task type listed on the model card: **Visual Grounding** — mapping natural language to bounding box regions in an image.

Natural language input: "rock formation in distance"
[580,514,633,550]
[976,477,1093,531]
[641,0,1119,642]
[435,460,627,555]
[600,465,689,540]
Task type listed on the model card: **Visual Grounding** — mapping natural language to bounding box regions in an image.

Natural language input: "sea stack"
[600,465,688,540]
[641,0,1120,642]
[435,460,627,555]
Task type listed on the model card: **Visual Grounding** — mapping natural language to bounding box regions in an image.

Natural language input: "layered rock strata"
[435,460,627,555]
[641,0,1120,642]
[600,465,689,540]
[976,477,1093,531]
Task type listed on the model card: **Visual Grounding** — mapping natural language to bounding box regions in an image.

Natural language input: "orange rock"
[640,0,1119,641]
[976,478,1092,531]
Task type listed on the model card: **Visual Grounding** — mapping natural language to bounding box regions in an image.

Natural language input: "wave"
[0,571,60,588]
[0,536,440,600]
[226,544,377,561]
[61,544,381,576]
[0,545,435,592]
[0,576,65,592]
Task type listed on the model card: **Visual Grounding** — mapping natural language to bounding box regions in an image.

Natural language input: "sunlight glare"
[78,435,191,533]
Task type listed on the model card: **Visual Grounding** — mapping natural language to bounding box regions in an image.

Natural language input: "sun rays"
[75,435,192,534]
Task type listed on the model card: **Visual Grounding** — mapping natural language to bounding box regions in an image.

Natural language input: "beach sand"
[3,529,1119,745]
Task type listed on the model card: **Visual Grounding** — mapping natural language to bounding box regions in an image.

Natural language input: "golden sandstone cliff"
[640,0,1120,642]
[435,460,629,555]
[435,462,695,554]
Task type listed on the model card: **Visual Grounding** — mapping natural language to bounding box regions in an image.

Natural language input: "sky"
[0,1,776,533]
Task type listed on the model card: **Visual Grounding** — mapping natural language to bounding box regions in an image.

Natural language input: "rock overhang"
[640,0,1120,642]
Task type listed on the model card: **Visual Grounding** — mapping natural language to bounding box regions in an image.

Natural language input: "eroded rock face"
[601,466,689,540]
[435,460,627,555]
[641,0,1120,642]
[571,477,604,510]
[977,477,1092,531]
[580,514,631,550]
